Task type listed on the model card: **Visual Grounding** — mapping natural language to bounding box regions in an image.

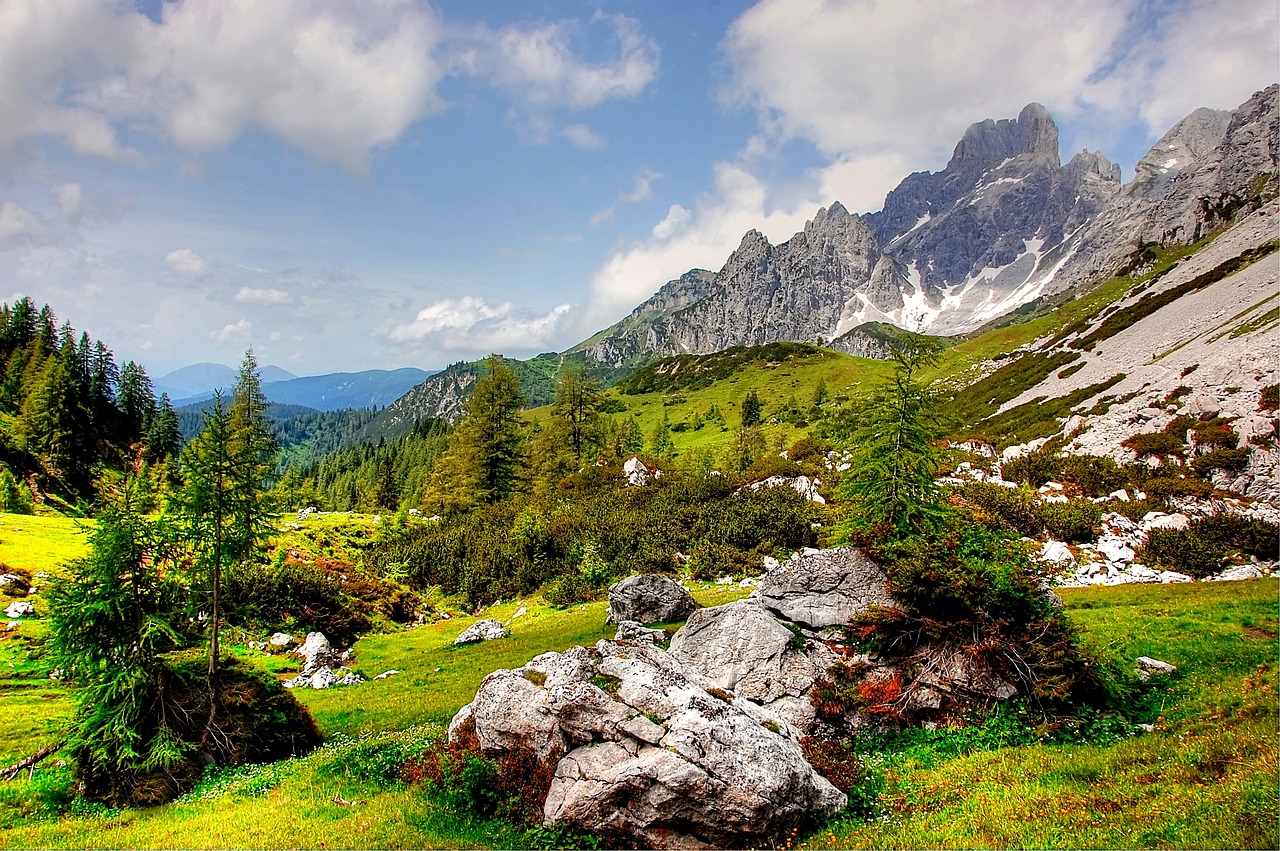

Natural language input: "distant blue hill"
[170,367,434,412]
[155,361,296,400]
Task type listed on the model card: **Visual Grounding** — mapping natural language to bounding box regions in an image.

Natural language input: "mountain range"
[369,84,1276,428]
[159,364,434,412]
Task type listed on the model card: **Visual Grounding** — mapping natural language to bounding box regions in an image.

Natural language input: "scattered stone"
[623,456,652,487]
[294,632,337,676]
[268,632,295,648]
[1136,656,1177,681]
[4,601,33,619]
[1037,540,1076,569]
[606,574,697,625]
[1096,537,1136,565]
[614,621,666,644]
[1215,565,1265,582]
[454,619,507,645]
[374,670,399,680]
[756,546,894,629]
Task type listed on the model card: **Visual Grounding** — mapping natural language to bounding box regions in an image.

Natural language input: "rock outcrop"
[606,574,697,625]
[451,640,846,849]
[756,547,895,629]
[454,619,507,645]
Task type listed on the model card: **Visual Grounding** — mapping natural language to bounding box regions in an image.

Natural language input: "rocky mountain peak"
[1131,106,1232,197]
[948,101,1060,169]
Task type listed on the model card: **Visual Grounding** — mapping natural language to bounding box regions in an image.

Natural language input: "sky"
[0,0,1275,379]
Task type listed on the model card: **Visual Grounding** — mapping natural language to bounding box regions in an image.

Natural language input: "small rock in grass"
[454,619,507,645]
[1136,656,1177,681]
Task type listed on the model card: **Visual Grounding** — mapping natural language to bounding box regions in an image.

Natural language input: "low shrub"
[960,482,1043,536]
[1001,452,1061,487]
[1039,499,1102,543]
[1123,431,1185,458]
[1142,474,1214,499]
[1142,514,1280,577]
[1191,418,1238,450]
[1057,455,1128,497]
[1192,448,1251,476]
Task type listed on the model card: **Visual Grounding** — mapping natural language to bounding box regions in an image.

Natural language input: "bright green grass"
[1,559,1273,849]
[0,515,90,576]
[806,578,1280,850]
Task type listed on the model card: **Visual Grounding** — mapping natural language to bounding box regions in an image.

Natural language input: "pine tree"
[741,389,763,428]
[46,472,184,798]
[146,393,182,461]
[225,349,278,564]
[117,361,156,441]
[649,410,673,458]
[551,366,603,461]
[838,333,949,537]
[451,355,526,504]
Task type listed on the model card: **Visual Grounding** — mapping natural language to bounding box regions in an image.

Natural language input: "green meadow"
[0,514,1275,849]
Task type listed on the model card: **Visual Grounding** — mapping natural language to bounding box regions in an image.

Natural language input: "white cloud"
[559,123,607,150]
[591,166,663,227]
[211,317,252,344]
[165,247,208,277]
[385,295,572,354]
[54,183,84,222]
[457,12,659,145]
[235,286,291,306]
[0,2,664,170]
[0,202,41,248]
[650,204,691,240]
[720,0,1136,164]
[1090,0,1280,136]
[582,0,1278,336]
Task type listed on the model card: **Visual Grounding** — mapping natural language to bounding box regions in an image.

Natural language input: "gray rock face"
[757,547,895,629]
[454,619,507,645]
[614,620,667,644]
[451,640,846,849]
[669,600,837,732]
[606,574,697,625]
[295,632,336,676]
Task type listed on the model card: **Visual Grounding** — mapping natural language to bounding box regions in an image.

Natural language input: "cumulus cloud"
[235,286,291,306]
[583,0,1277,335]
[0,1,661,170]
[165,247,208,277]
[211,317,252,344]
[385,295,572,355]
[457,12,659,145]
[559,123,607,150]
[591,166,663,227]
[0,202,41,249]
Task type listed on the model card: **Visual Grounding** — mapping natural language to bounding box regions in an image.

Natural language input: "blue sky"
[0,0,1275,378]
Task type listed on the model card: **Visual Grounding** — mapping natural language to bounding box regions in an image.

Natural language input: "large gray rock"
[294,631,336,676]
[451,640,846,849]
[669,601,837,732]
[606,574,697,625]
[756,547,895,629]
[453,619,507,645]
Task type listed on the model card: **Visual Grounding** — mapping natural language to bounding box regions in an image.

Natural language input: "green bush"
[1122,431,1185,457]
[1057,455,1128,497]
[1039,499,1102,543]
[1142,473,1214,499]
[1001,452,1062,487]
[1142,514,1279,577]
[960,482,1043,536]
[1192,448,1251,476]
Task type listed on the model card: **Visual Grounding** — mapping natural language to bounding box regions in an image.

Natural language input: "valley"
[0,74,1276,851]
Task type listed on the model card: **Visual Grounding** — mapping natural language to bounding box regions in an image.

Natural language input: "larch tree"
[455,355,527,504]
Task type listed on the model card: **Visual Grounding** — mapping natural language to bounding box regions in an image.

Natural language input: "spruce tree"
[226,349,278,563]
[741,389,763,427]
[551,366,603,461]
[839,333,949,537]
[454,355,526,504]
[146,393,182,461]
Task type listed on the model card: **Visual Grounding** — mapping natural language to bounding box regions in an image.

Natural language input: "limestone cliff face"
[1055,85,1278,291]
[576,88,1277,368]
